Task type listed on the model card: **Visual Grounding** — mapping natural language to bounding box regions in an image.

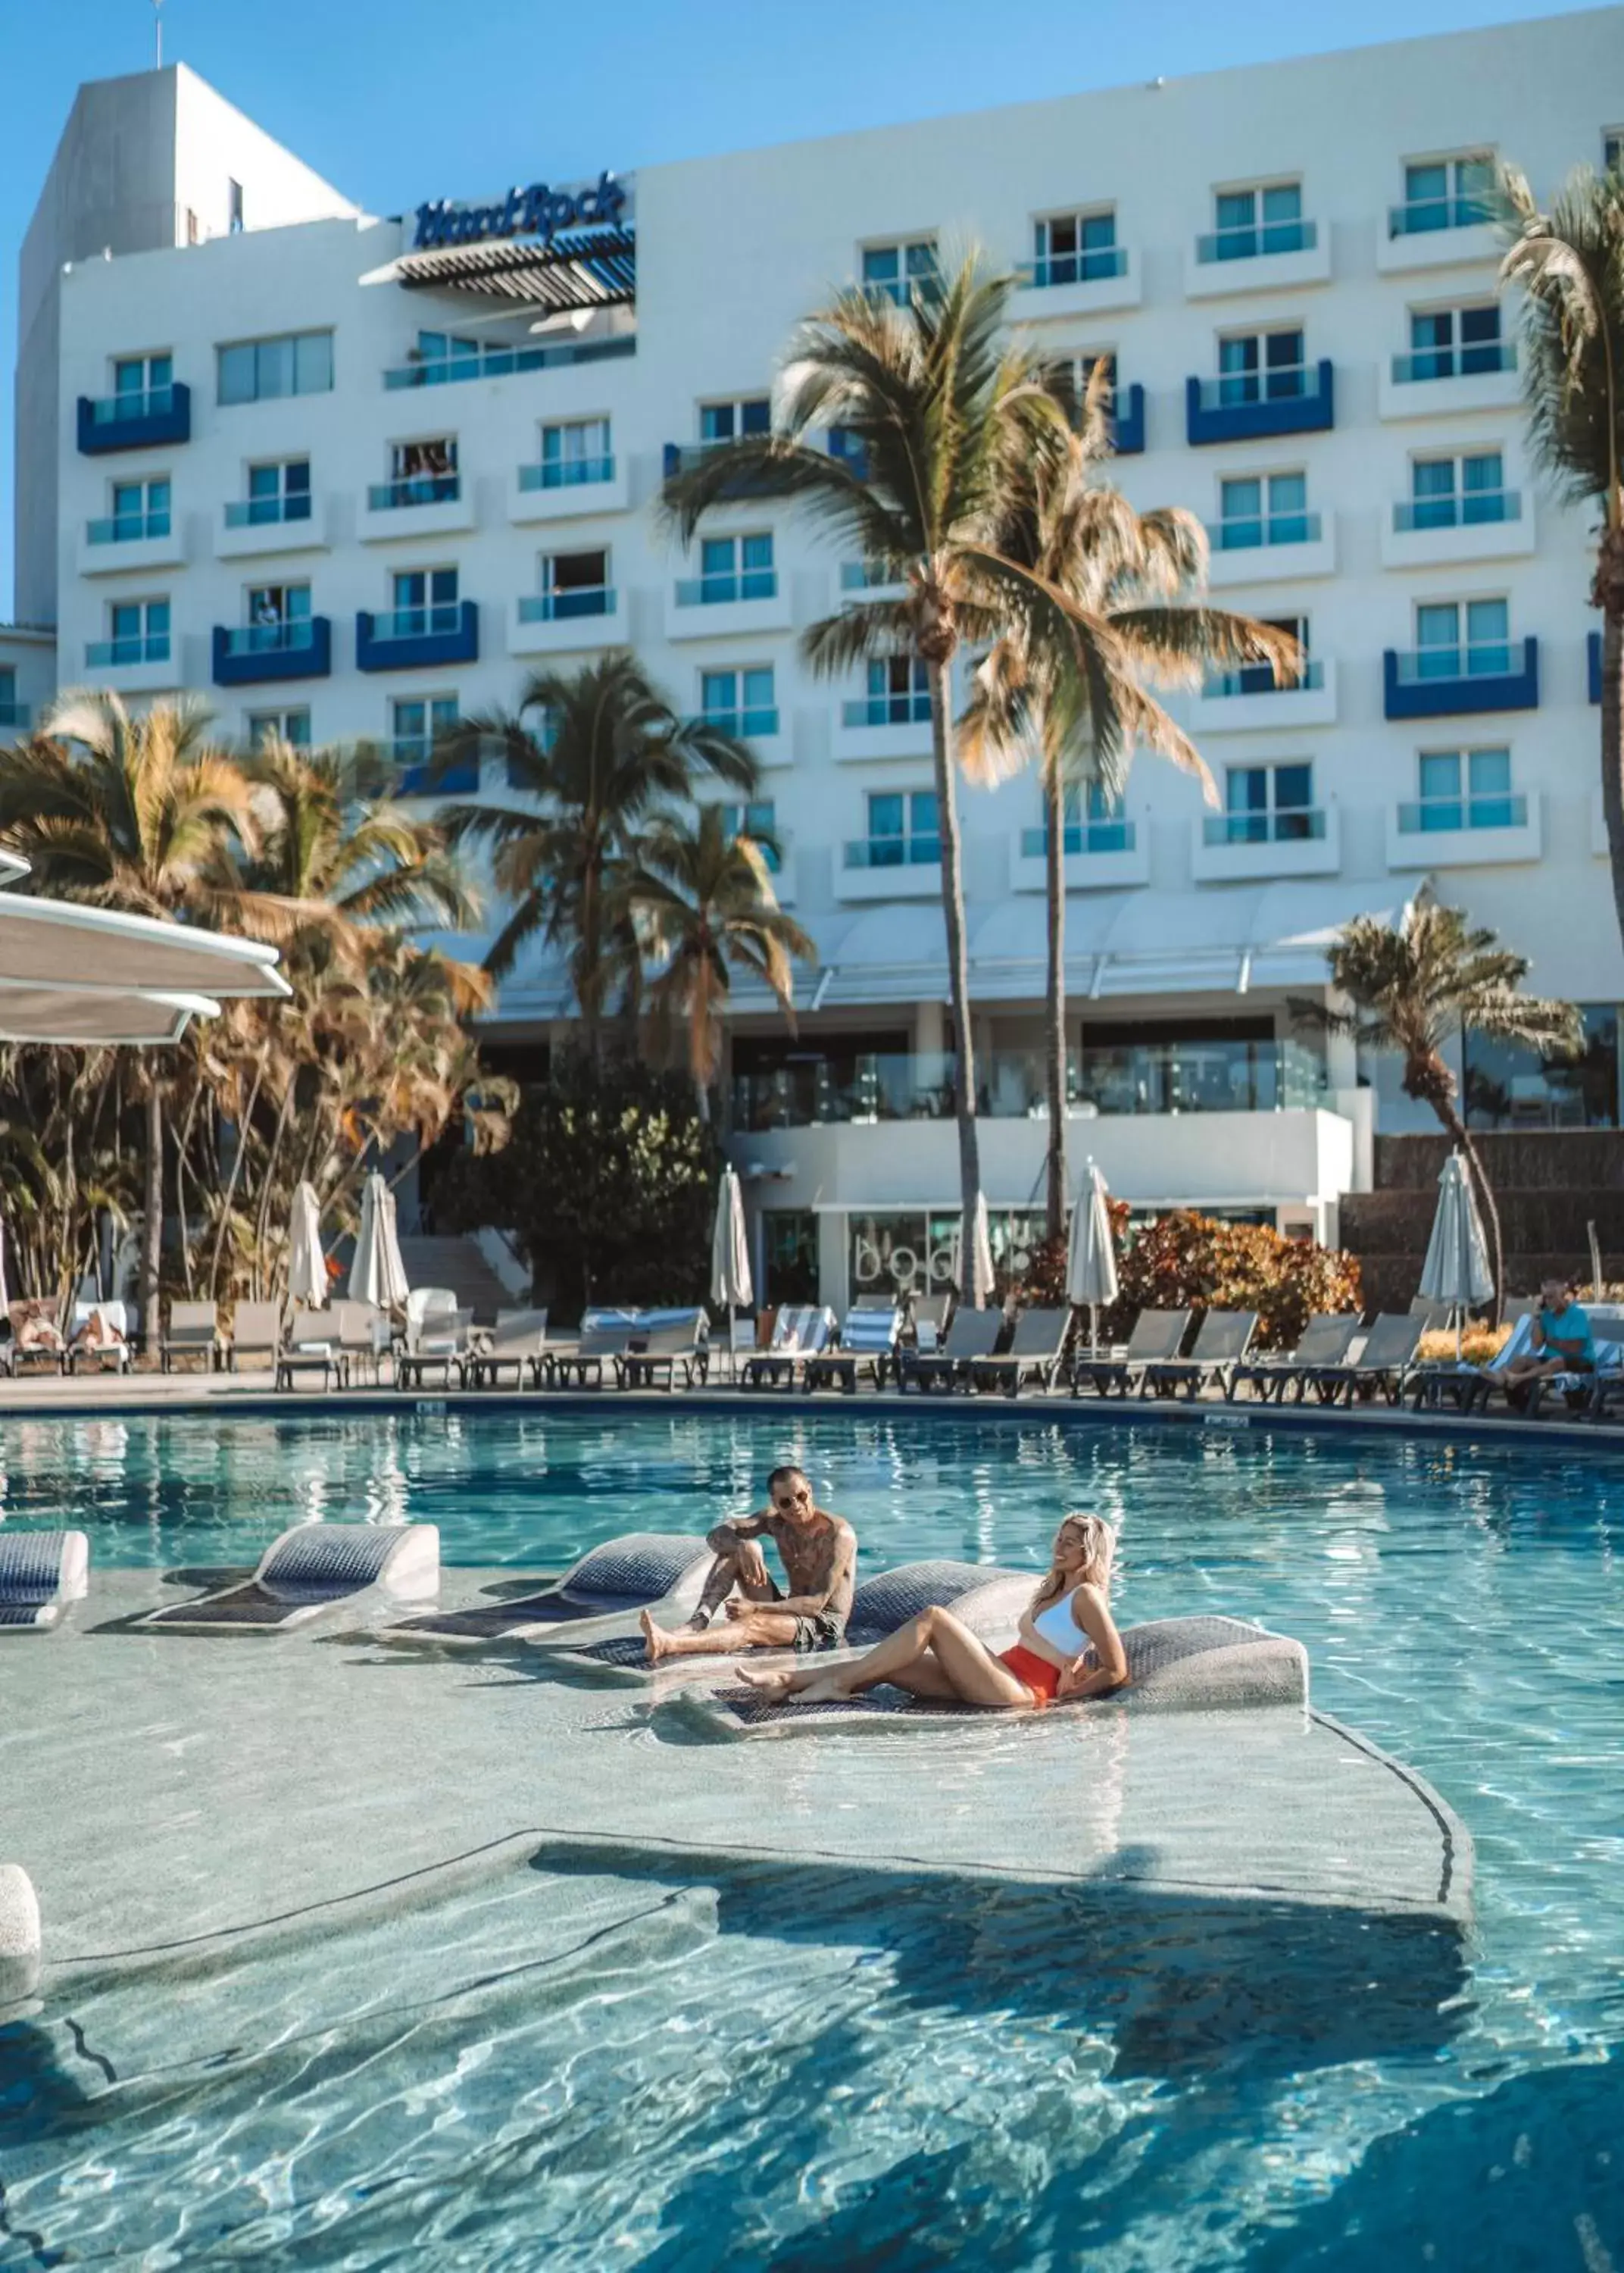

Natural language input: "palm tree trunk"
[1598,528,1624,955]
[926,655,985,1302]
[141,1080,164,1354]
[1436,1099,1505,1327]
[1042,760,1067,1241]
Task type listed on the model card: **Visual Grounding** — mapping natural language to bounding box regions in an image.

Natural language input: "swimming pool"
[2,1409,1622,2266]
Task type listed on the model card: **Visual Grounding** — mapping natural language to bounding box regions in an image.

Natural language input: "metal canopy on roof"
[389,226,637,312]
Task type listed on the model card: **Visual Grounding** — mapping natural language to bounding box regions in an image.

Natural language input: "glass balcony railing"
[369,604,466,642]
[86,511,171,546]
[1394,489,1519,531]
[673,571,776,607]
[1391,340,1515,385]
[843,835,942,870]
[518,456,616,491]
[86,634,170,668]
[85,386,176,426]
[1196,364,1321,410]
[1211,509,1321,550]
[1203,807,1328,847]
[699,707,779,739]
[1389,194,1493,237]
[1396,793,1528,833]
[1020,821,1135,857]
[517,587,617,624]
[841,691,932,727]
[1202,658,1323,699]
[1392,642,1514,684]
[383,335,635,388]
[367,475,460,510]
[223,493,312,529]
[1017,245,1129,289]
[1076,1039,1327,1115]
[1195,217,1316,263]
[840,558,902,591]
[217,621,318,658]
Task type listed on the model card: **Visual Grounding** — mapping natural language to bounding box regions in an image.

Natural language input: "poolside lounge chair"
[160,1300,224,1374]
[0,1530,89,1632]
[898,1305,1004,1393]
[619,1308,710,1391]
[544,1318,637,1389]
[334,1299,392,1387]
[138,1520,440,1633]
[967,1307,1070,1399]
[1410,1314,1534,1413]
[1301,1312,1424,1406]
[1136,1309,1258,1402]
[463,1307,550,1389]
[396,1305,473,1390]
[1446,1315,1624,1421]
[226,1301,283,1371]
[276,1306,348,1392]
[803,1305,901,1393]
[907,1292,954,1354]
[380,1530,714,1649]
[1072,1308,1191,1398]
[1231,1315,1360,1403]
[740,1305,835,1390]
[67,1300,132,1375]
[2,1300,67,1377]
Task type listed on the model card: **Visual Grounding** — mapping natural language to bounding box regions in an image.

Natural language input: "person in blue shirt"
[1504,1277,1596,1391]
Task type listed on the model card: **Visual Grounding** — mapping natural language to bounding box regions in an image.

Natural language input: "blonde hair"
[1033,1512,1116,1606]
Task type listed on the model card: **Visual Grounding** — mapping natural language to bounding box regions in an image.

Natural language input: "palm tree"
[1498,160,1624,946]
[0,693,260,1346]
[961,386,1301,1236]
[1292,887,1580,1319]
[436,656,758,1061]
[622,805,814,1120]
[664,252,1288,1295]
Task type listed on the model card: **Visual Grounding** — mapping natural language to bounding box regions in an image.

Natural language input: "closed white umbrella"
[287,1181,326,1308]
[710,1165,753,1377]
[348,1171,410,1312]
[0,1213,8,1315]
[1419,1151,1493,1360]
[1067,1158,1119,1355]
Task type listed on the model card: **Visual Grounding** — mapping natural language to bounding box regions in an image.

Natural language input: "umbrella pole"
[1090,1301,1098,1361]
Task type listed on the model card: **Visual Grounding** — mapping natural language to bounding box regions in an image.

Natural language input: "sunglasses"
[773,1488,811,1509]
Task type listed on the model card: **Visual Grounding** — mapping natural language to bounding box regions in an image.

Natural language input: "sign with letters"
[413,172,628,253]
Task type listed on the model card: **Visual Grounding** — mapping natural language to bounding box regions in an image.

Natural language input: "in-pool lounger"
[379,1531,715,1648]
[664,1613,1309,1737]
[137,1521,439,1633]
[0,1530,89,1632]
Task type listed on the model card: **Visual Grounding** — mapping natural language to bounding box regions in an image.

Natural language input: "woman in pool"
[736,1512,1128,1709]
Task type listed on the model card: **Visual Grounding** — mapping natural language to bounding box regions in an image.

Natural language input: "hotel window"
[1410,746,1516,831]
[1397,152,1494,234]
[1032,208,1119,286]
[1607,129,1623,173]
[392,695,458,766]
[247,708,311,750]
[719,799,782,871]
[1405,303,1505,381]
[695,533,774,603]
[1415,596,1510,678]
[105,597,170,664]
[246,583,311,652]
[1216,471,1309,549]
[1217,327,1307,404]
[1058,781,1129,852]
[700,397,770,444]
[1208,614,1310,696]
[101,476,170,542]
[1223,761,1315,843]
[540,417,612,486]
[112,352,173,412]
[866,655,931,724]
[217,329,333,405]
[383,438,458,506]
[392,566,459,635]
[701,667,776,736]
[1466,1004,1619,1132]
[1206,180,1306,261]
[862,239,938,306]
[411,328,481,377]
[228,177,244,233]
[0,666,18,722]
[540,549,611,618]
[230,460,311,528]
[1405,449,1511,529]
[864,789,940,865]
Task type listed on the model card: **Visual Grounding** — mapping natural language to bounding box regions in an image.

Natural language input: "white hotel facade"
[6,14,1623,1310]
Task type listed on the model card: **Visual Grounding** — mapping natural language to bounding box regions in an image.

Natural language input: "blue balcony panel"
[1185,361,1334,446]
[394,746,479,796]
[1383,636,1539,720]
[1110,382,1145,455]
[1591,630,1604,707]
[212,617,333,687]
[77,382,191,455]
[356,599,479,673]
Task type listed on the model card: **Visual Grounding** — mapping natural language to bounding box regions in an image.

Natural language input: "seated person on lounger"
[738,1512,1127,1710]
[641,1465,855,1664]
[1503,1277,1595,1392]
[71,1306,126,1355]
[9,1301,65,1355]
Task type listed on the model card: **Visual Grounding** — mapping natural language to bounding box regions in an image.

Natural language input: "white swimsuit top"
[1030,1590,1086,1655]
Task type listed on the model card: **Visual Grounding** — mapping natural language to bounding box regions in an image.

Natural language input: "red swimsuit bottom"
[998,1643,1063,1706]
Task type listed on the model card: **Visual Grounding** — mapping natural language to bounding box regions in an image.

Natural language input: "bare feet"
[734,1662,798,1698]
[640,1609,668,1665]
[733,1663,851,1706]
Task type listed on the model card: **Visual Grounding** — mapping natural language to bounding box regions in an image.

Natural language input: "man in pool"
[639,1465,856,1665]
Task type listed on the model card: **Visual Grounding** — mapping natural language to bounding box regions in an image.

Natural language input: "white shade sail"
[710,1165,753,1313]
[1067,1158,1120,1309]
[288,1181,327,1308]
[348,1172,410,1311]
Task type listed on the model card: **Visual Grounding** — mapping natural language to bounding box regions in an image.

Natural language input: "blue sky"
[0,0,1594,616]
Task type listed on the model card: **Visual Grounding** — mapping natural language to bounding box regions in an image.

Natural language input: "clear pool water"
[2,1409,1622,2268]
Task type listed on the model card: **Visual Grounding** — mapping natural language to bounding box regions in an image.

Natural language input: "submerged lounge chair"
[1071,1308,1191,1398]
[1302,1312,1424,1406]
[898,1306,1003,1393]
[380,1530,714,1649]
[1136,1309,1258,1402]
[967,1308,1070,1399]
[619,1308,710,1391]
[740,1306,835,1390]
[0,1530,90,1632]
[138,1520,439,1633]
[803,1306,901,1393]
[160,1300,224,1374]
[1231,1314,1360,1403]
[464,1307,550,1389]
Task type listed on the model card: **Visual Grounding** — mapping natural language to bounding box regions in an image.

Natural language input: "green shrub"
[1102,1210,1363,1351]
